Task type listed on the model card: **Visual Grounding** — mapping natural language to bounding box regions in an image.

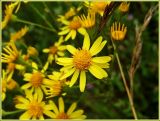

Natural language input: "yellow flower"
[2,41,19,63]
[111,22,127,41]
[78,11,95,29]
[15,90,55,119]
[58,17,86,41]
[43,36,66,64]
[10,26,29,41]
[27,46,38,56]
[85,1,111,16]
[49,97,86,119]
[43,71,65,98]
[2,1,20,29]
[57,32,111,92]
[21,62,49,99]
[6,79,18,90]
[119,2,130,13]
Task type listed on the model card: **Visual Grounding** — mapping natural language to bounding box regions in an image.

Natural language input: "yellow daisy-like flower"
[43,36,66,64]
[58,17,86,41]
[78,11,95,29]
[15,90,55,119]
[49,97,86,119]
[85,1,111,16]
[119,2,130,13]
[43,71,66,98]
[2,1,20,29]
[10,26,29,41]
[111,22,127,41]
[21,62,49,99]
[57,32,111,92]
[2,41,19,63]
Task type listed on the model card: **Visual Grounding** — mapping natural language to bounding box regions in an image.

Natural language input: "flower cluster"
[2,1,128,120]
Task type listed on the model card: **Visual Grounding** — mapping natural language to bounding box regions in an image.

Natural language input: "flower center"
[30,72,43,88]
[49,46,58,55]
[69,20,81,30]
[28,101,43,118]
[73,49,92,70]
[56,112,69,119]
[7,63,15,72]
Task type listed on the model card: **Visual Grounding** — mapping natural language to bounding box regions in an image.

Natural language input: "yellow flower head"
[58,17,86,41]
[49,97,86,119]
[43,36,66,64]
[27,46,38,56]
[43,71,66,98]
[78,11,95,29]
[85,1,111,16]
[57,32,111,92]
[111,22,127,41]
[15,90,55,119]
[21,62,49,98]
[2,1,21,29]
[119,2,130,13]
[10,26,29,41]
[6,79,18,90]
[2,41,19,63]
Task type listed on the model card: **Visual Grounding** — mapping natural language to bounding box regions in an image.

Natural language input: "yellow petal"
[43,110,55,118]
[32,62,38,70]
[49,100,59,114]
[36,87,43,102]
[58,46,66,51]
[71,30,76,40]
[65,30,72,41]
[78,27,87,35]
[21,83,32,89]
[69,110,84,119]
[57,58,73,64]
[59,97,64,113]
[67,102,77,115]
[15,104,28,109]
[89,36,102,54]
[69,69,79,87]
[80,71,86,92]
[82,33,90,50]
[43,48,50,53]
[67,45,77,55]
[57,51,65,56]
[60,68,76,80]
[92,56,111,63]
[90,40,107,56]
[58,29,70,35]
[19,111,31,120]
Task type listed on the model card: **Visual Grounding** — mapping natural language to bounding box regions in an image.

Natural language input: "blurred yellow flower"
[43,36,66,64]
[15,90,55,119]
[2,1,20,29]
[2,41,19,63]
[21,62,49,99]
[43,71,66,98]
[49,97,86,119]
[10,26,29,41]
[85,1,111,16]
[27,46,38,56]
[57,32,111,92]
[58,17,86,41]
[119,2,130,13]
[78,11,95,29]
[111,22,127,41]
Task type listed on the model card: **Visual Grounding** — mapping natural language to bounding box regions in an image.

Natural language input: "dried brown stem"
[128,4,158,100]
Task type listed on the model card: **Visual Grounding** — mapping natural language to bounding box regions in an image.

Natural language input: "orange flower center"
[69,20,81,30]
[56,112,69,119]
[30,72,43,88]
[49,46,58,55]
[73,49,92,70]
[7,63,15,72]
[28,101,43,118]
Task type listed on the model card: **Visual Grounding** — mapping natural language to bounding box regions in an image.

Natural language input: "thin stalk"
[111,38,138,119]
[30,4,55,30]
[15,18,56,33]
[42,2,55,20]
[2,109,23,116]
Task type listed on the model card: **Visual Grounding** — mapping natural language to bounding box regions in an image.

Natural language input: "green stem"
[2,109,23,116]
[30,4,55,30]
[42,2,55,20]
[111,38,138,119]
[15,18,56,33]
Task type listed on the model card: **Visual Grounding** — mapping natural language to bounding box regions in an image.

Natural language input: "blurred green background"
[2,1,158,119]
